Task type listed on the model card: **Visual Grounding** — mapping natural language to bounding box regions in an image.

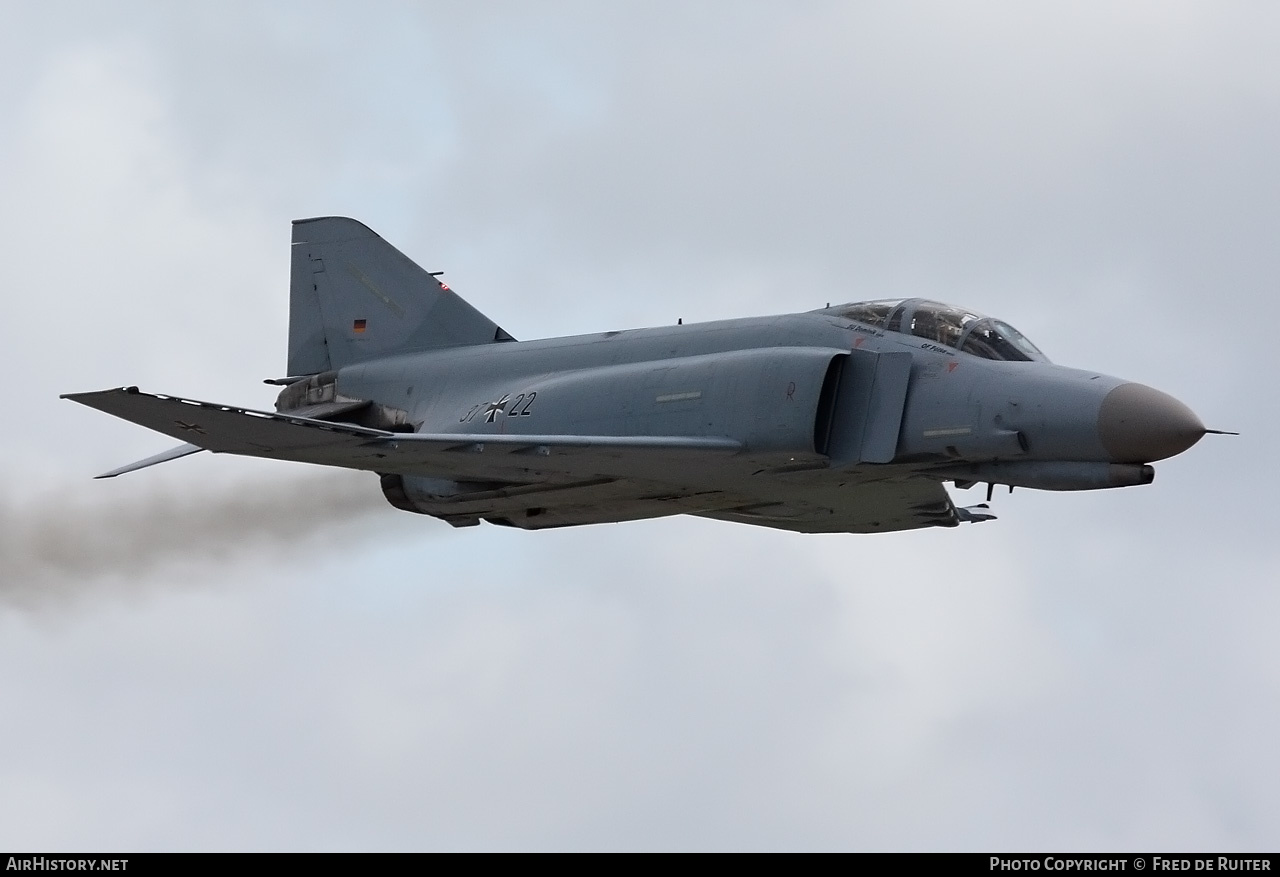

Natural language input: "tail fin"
[287,217,514,376]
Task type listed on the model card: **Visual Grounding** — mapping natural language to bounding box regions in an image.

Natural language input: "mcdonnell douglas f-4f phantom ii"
[64,216,1220,534]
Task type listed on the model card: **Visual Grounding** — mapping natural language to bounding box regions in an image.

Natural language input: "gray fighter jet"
[63,217,1219,534]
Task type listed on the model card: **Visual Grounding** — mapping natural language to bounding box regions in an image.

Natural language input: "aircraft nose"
[1097,382,1205,463]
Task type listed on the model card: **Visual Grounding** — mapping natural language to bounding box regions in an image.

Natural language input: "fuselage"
[299,301,1204,495]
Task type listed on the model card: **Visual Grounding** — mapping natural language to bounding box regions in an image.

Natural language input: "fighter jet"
[63,217,1219,534]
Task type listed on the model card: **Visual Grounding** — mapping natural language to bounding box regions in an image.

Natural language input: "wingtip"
[62,386,141,402]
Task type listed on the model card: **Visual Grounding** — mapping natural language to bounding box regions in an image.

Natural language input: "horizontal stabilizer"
[96,442,204,479]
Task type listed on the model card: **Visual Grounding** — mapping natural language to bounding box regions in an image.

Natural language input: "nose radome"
[1098,383,1206,463]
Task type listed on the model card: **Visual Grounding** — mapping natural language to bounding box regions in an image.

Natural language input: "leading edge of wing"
[62,387,742,474]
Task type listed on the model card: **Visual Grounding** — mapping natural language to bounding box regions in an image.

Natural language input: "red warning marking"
[854,337,866,349]
[946,361,958,373]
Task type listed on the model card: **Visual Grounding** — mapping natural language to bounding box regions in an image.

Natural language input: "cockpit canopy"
[824,298,1048,362]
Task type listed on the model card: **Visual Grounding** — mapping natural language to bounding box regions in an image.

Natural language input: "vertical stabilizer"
[288,217,514,376]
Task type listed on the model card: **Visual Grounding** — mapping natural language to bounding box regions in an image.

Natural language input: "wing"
[697,477,968,534]
[62,387,742,482]
[64,387,984,535]
[433,474,972,533]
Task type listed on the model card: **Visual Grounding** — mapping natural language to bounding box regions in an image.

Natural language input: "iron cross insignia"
[174,420,206,435]
[484,395,510,423]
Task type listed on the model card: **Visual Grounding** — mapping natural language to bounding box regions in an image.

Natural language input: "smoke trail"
[0,469,414,608]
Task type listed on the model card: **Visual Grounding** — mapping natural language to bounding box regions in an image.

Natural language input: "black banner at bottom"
[0,853,1277,865]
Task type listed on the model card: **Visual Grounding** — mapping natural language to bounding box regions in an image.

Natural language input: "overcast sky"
[1,1,1277,851]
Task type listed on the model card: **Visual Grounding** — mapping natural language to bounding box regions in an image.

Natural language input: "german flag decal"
[353,319,367,334]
